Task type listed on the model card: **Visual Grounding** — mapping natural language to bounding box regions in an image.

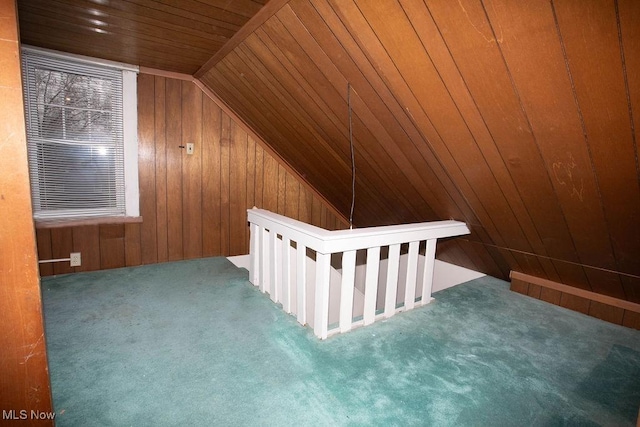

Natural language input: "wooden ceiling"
[16,0,640,303]
[16,0,271,74]
[198,0,640,302]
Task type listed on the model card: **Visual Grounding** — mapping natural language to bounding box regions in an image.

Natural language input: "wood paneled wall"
[199,0,640,304]
[36,73,348,276]
[0,0,53,421]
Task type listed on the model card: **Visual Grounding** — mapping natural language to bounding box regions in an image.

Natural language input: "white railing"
[248,208,470,339]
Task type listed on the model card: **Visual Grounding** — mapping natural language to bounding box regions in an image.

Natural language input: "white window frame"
[21,45,139,220]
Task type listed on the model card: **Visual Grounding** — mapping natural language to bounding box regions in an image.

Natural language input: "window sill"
[35,216,143,229]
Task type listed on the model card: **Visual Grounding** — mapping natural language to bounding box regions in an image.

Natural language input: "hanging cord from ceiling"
[348,82,356,230]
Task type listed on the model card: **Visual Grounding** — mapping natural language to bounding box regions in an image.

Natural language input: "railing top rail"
[248,208,470,254]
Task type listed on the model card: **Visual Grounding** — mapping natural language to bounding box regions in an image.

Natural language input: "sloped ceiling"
[15,0,640,302]
[198,0,640,301]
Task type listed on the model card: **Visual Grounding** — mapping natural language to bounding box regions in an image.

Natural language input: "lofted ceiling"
[198,0,640,303]
[16,0,640,303]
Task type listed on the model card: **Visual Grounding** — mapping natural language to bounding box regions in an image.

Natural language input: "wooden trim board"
[194,0,291,78]
[36,216,143,229]
[510,271,640,330]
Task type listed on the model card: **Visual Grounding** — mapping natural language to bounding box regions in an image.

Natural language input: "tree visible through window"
[22,48,137,220]
[34,69,120,211]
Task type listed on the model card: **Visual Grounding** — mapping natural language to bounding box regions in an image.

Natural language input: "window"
[21,46,139,221]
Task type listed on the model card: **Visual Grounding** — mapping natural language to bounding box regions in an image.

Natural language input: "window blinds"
[22,49,126,219]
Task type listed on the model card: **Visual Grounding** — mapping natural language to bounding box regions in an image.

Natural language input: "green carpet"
[41,257,640,426]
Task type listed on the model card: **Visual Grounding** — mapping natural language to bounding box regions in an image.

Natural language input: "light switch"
[186,143,194,155]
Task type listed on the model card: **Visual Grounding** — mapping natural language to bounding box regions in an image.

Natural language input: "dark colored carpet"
[41,257,640,426]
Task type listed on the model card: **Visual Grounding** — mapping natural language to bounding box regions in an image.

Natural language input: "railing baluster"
[314,252,331,339]
[404,241,419,310]
[296,243,307,325]
[363,246,380,325]
[339,250,357,333]
[269,231,278,303]
[247,208,470,338]
[282,237,291,313]
[363,246,380,326]
[259,227,269,294]
[249,223,260,286]
[421,239,437,305]
[384,243,401,318]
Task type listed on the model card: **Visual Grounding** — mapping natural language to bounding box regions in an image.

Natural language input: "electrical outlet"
[70,252,81,267]
[186,143,194,155]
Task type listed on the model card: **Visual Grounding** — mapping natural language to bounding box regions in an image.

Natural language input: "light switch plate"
[186,143,194,155]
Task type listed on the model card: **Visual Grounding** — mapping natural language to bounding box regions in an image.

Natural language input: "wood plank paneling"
[154,76,169,263]
[285,171,299,219]
[560,294,591,315]
[299,185,312,225]
[511,271,640,330]
[0,1,53,415]
[254,142,265,208]
[195,0,640,302]
[483,0,625,299]
[166,78,184,261]
[51,228,73,275]
[205,0,515,278]
[247,13,409,222]
[18,0,270,74]
[540,287,562,306]
[287,0,453,223]
[277,165,286,215]
[208,46,352,216]
[552,0,640,298]
[99,224,125,270]
[619,1,640,246]
[588,301,625,325]
[34,0,639,310]
[623,311,640,330]
[181,80,203,259]
[219,113,231,255]
[72,225,100,272]
[36,73,348,276]
[202,98,222,257]
[400,0,561,282]
[422,0,586,286]
[36,228,53,276]
[229,121,248,256]
[124,223,142,267]
[262,150,279,213]
[339,0,537,278]
[138,73,157,264]
[245,135,256,251]
[20,0,640,308]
